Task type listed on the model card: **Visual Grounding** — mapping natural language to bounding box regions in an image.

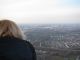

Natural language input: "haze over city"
[0,0,80,24]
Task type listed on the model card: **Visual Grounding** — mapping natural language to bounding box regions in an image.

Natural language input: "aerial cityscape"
[20,23,80,60]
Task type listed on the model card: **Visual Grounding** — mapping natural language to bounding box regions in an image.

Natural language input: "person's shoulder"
[14,37,31,45]
[0,36,34,49]
[24,40,34,48]
[0,37,27,44]
[14,37,34,48]
[16,38,36,60]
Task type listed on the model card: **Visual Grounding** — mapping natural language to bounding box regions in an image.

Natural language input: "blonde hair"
[0,19,25,39]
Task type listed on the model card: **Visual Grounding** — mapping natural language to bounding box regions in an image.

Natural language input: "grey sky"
[0,0,80,24]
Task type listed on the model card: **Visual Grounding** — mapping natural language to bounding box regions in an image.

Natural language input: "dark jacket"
[0,37,36,60]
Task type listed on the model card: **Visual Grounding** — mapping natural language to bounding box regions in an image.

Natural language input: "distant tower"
[64,57,69,60]
[40,42,42,47]
[76,56,80,60]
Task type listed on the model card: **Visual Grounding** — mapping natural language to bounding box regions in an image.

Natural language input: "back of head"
[0,19,25,39]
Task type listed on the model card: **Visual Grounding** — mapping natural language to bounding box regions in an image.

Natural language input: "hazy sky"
[0,0,80,24]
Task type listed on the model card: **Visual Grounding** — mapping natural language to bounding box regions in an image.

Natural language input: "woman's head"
[0,19,25,39]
